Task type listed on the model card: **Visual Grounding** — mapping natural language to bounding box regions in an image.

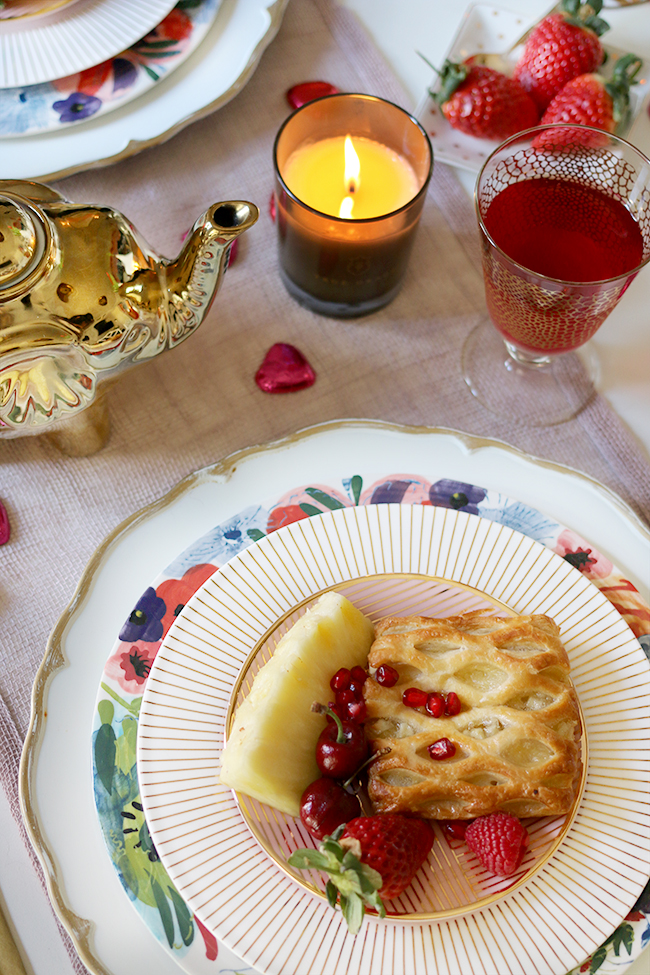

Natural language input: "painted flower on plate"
[52,91,102,122]
[429,479,487,515]
[105,640,158,693]
[119,586,166,643]
[554,529,613,578]
[156,563,216,638]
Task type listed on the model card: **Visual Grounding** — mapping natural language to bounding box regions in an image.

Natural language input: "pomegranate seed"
[375,665,399,687]
[445,692,461,716]
[426,692,445,718]
[440,820,468,841]
[347,679,364,699]
[347,700,367,723]
[330,668,351,692]
[336,688,355,708]
[403,687,428,709]
[428,738,456,760]
[350,665,367,684]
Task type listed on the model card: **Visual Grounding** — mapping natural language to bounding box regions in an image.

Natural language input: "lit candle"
[273,94,433,318]
[283,135,419,220]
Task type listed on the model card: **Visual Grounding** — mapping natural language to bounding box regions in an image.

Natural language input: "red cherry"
[428,738,456,760]
[403,687,428,708]
[425,692,445,718]
[330,667,351,692]
[316,711,367,778]
[350,666,367,684]
[299,777,360,839]
[286,81,340,110]
[445,691,461,716]
[375,664,399,687]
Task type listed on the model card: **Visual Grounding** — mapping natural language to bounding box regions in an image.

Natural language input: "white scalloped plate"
[137,502,650,975]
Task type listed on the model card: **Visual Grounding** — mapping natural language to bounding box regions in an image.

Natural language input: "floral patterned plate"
[0,0,221,137]
[93,471,650,975]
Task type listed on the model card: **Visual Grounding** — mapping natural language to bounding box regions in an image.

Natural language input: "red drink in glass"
[480,177,644,354]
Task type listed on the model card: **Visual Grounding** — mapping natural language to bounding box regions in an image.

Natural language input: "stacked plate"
[20,422,650,975]
[0,0,286,180]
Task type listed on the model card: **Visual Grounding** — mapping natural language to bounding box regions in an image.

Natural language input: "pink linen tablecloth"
[1,0,649,971]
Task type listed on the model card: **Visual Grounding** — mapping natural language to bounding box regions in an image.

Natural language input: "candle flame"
[344,135,360,194]
[339,196,354,219]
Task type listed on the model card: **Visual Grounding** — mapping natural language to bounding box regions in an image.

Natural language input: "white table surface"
[1,2,649,975]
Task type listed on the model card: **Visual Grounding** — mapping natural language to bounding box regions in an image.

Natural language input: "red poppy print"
[104,640,159,694]
[156,563,216,638]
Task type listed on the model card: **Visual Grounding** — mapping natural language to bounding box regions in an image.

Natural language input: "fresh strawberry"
[464,811,530,876]
[288,814,434,933]
[431,59,539,141]
[536,53,642,148]
[513,0,609,112]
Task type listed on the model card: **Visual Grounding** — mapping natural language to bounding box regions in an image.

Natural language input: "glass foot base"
[461,320,600,427]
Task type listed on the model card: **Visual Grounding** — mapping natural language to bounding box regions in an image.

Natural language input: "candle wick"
[348,183,355,194]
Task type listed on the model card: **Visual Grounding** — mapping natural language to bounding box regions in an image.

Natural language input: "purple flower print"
[53,92,102,122]
[369,480,413,504]
[119,587,166,643]
[428,479,487,516]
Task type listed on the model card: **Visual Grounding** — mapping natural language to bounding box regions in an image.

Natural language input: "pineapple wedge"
[219,591,374,817]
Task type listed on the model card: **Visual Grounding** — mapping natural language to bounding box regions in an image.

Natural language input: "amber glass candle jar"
[273,93,433,318]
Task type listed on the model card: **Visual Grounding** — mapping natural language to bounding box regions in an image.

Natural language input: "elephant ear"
[0,346,96,434]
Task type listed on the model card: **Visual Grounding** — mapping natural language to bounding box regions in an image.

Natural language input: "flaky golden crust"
[364,611,582,819]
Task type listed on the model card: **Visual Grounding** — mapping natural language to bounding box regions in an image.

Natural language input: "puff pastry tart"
[364,611,582,819]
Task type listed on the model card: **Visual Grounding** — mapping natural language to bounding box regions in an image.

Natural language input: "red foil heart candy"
[255,343,316,393]
[0,501,10,545]
[286,81,339,110]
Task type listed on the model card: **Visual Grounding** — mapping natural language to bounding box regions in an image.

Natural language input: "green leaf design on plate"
[299,502,323,517]
[168,885,194,946]
[590,944,607,972]
[94,722,116,795]
[610,922,635,956]
[247,528,266,542]
[305,487,345,510]
[97,699,114,726]
[150,874,175,948]
[116,715,138,776]
[350,475,363,505]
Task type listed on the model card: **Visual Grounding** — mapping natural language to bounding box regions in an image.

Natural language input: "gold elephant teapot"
[0,180,258,453]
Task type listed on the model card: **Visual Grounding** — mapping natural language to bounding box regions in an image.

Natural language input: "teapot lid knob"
[0,196,45,288]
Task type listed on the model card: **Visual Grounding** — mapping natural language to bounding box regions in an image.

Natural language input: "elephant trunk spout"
[164,200,258,347]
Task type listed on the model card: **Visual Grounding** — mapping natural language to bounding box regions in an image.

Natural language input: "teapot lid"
[0,196,45,288]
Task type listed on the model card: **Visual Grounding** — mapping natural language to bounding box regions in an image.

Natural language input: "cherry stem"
[343,747,391,790]
[312,701,346,743]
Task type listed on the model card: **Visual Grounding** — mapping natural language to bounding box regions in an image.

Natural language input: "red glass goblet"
[462,124,650,426]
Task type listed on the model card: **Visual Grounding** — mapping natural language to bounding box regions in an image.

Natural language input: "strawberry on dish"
[513,0,609,112]
[431,59,539,141]
[536,53,642,148]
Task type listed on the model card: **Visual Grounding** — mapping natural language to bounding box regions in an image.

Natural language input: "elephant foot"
[44,393,112,457]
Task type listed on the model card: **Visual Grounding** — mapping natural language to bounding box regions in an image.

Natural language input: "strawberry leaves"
[288,827,386,935]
